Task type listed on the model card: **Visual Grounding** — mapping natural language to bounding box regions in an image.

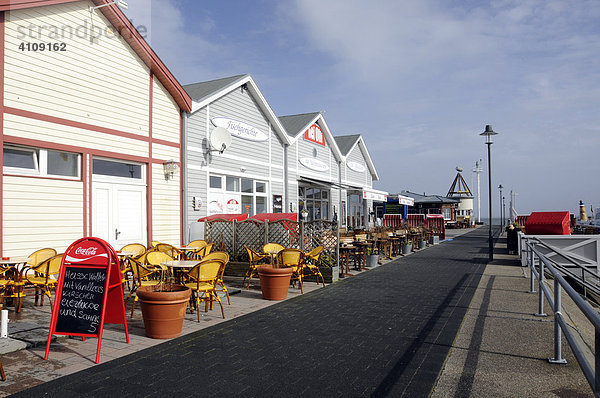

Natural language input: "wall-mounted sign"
[299,157,329,172]
[212,117,268,142]
[363,190,387,202]
[273,195,283,213]
[347,161,366,173]
[304,124,326,147]
[226,198,241,214]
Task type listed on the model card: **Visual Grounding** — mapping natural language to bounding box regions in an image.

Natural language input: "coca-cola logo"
[75,247,98,256]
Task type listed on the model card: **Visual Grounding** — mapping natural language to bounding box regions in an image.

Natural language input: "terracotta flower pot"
[258,265,293,301]
[137,284,191,339]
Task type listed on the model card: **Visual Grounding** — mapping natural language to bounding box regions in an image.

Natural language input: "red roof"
[0,0,192,112]
[197,214,249,222]
[525,211,570,235]
[249,213,298,222]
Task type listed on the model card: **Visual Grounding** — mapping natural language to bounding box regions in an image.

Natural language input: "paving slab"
[8,228,490,397]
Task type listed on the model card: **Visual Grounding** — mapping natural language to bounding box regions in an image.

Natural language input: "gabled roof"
[336,134,379,181]
[279,112,320,139]
[401,190,459,204]
[184,75,247,103]
[184,74,290,145]
[335,134,360,156]
[278,112,343,162]
[0,0,191,111]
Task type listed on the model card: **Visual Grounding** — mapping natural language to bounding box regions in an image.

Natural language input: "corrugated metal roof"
[184,74,248,102]
[334,135,361,156]
[279,112,320,137]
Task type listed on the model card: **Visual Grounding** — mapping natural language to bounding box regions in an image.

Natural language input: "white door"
[93,182,146,248]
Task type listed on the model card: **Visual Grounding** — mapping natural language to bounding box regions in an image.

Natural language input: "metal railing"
[524,237,600,396]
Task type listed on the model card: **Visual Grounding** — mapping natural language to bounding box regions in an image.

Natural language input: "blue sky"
[126,0,600,217]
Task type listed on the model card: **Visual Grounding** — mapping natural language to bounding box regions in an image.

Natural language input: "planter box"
[402,244,412,255]
[302,266,339,284]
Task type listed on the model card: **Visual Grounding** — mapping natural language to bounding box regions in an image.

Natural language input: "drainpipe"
[284,144,289,212]
[182,112,189,243]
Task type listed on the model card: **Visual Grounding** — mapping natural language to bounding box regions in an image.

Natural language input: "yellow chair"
[197,242,214,258]
[25,253,64,311]
[24,248,57,305]
[119,244,146,287]
[276,248,305,294]
[304,246,325,287]
[263,243,285,264]
[126,257,163,317]
[155,243,182,260]
[184,240,207,260]
[0,266,14,310]
[184,259,225,321]
[243,246,268,288]
[146,251,173,279]
[202,251,230,304]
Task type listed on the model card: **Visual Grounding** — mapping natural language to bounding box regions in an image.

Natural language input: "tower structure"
[447,167,474,227]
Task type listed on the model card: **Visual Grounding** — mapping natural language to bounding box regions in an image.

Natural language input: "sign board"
[347,161,366,173]
[398,195,415,206]
[211,117,268,142]
[45,237,128,364]
[363,190,387,202]
[304,124,326,147]
[273,195,283,213]
[299,157,329,172]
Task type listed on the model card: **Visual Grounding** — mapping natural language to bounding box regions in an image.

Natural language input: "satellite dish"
[456,166,463,172]
[210,127,232,154]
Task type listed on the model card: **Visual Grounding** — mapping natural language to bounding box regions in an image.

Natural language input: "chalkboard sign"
[45,237,128,364]
[273,195,283,213]
[55,267,107,334]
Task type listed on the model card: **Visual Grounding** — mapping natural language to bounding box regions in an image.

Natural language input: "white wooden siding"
[152,164,180,243]
[3,176,83,255]
[208,88,271,168]
[151,142,179,162]
[4,113,149,157]
[153,76,180,143]
[345,143,368,187]
[5,2,150,136]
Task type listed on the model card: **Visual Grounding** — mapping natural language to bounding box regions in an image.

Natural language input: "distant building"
[446,170,474,227]
[401,191,459,225]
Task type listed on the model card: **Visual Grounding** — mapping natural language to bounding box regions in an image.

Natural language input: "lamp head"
[480,124,498,144]
[498,184,503,189]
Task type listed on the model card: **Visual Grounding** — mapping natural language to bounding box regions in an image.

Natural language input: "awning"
[250,213,298,222]
[197,214,249,222]
[298,176,342,189]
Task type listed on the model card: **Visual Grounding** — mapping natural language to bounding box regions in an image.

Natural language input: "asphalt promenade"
[13,229,490,397]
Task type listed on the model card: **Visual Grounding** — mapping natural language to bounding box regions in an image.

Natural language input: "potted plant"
[257,257,293,301]
[366,248,379,267]
[418,239,427,250]
[402,239,412,255]
[136,281,191,339]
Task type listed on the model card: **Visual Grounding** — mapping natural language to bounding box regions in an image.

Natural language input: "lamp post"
[498,184,503,227]
[503,196,506,227]
[481,125,498,262]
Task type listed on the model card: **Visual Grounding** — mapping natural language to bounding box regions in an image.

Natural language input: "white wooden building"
[0,0,191,255]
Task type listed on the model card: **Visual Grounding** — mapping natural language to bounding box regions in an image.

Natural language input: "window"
[298,185,331,221]
[93,159,141,179]
[4,145,80,178]
[209,176,222,189]
[3,147,38,170]
[47,150,78,177]
[443,207,452,220]
[241,178,253,193]
[209,174,268,216]
[226,176,240,192]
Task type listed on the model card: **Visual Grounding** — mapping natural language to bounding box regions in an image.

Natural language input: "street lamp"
[503,196,506,227]
[481,125,498,262]
[498,184,503,227]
